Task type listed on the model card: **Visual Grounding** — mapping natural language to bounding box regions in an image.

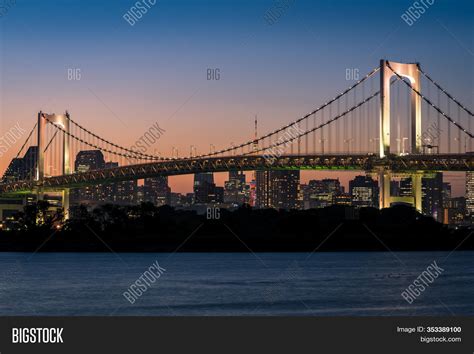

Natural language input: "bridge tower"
[379,60,422,157]
[379,60,423,211]
[37,111,71,218]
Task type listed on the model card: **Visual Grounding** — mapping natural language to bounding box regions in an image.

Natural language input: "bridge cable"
[418,67,474,117]
[14,122,37,159]
[61,114,165,161]
[387,63,474,139]
[44,119,150,161]
[248,76,402,157]
[192,66,381,160]
[241,90,381,156]
[43,130,59,153]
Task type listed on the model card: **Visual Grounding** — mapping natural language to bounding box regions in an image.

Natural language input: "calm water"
[0,252,472,316]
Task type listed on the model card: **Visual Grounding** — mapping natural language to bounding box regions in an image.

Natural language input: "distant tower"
[253,115,258,153]
[250,115,258,206]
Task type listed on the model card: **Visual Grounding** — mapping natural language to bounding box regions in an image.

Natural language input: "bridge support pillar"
[62,189,70,220]
[380,60,422,157]
[379,171,392,209]
[378,171,422,212]
[412,173,422,213]
[37,111,71,181]
[36,189,44,202]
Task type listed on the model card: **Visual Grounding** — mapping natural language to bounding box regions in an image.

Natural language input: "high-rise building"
[256,170,299,209]
[169,192,182,207]
[443,197,466,225]
[114,179,137,205]
[334,193,352,206]
[194,172,216,204]
[422,173,443,222]
[349,175,379,208]
[224,171,247,205]
[144,176,171,206]
[72,150,106,204]
[102,161,118,203]
[256,171,271,208]
[75,150,105,172]
[72,150,137,205]
[302,178,342,209]
[466,171,474,221]
[100,161,137,205]
[442,182,452,204]
[229,170,246,184]
[399,178,412,197]
[210,186,224,204]
[2,146,38,182]
[185,193,195,206]
[136,185,146,204]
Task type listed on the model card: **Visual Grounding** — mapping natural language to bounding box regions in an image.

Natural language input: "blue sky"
[0,0,472,192]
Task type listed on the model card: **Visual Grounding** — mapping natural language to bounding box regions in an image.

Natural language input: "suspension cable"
[418,67,474,117]
[62,114,165,160]
[242,90,381,156]
[41,68,380,162]
[194,66,381,159]
[44,119,158,161]
[15,122,37,159]
[387,63,474,139]
[245,75,400,156]
[43,130,59,152]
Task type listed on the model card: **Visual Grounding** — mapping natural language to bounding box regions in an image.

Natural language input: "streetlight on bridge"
[189,145,197,157]
[454,137,467,153]
[172,147,179,159]
[396,137,408,156]
[319,139,326,155]
[344,138,353,154]
[369,138,379,154]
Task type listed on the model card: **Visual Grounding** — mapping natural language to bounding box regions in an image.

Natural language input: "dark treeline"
[0,202,472,252]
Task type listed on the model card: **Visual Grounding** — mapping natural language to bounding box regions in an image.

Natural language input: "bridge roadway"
[0,153,473,194]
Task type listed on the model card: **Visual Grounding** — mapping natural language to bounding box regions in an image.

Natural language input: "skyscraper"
[442,182,452,202]
[2,146,38,182]
[193,172,216,204]
[144,176,171,206]
[103,162,137,205]
[349,175,379,208]
[75,150,105,172]
[302,178,343,209]
[399,178,412,198]
[73,150,106,204]
[443,197,466,225]
[224,171,247,205]
[256,171,271,208]
[422,173,443,222]
[466,171,474,221]
[256,170,299,209]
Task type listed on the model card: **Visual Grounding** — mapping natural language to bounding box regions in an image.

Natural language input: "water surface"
[0,252,472,316]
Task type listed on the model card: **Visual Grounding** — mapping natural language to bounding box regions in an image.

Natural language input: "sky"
[0,0,473,195]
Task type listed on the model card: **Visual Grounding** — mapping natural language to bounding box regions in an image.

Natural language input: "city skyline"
[2,145,470,226]
[1,0,473,195]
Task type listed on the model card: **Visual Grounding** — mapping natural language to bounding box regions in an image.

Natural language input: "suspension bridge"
[1,60,473,216]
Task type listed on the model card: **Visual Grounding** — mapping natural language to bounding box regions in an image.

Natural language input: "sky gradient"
[0,0,473,194]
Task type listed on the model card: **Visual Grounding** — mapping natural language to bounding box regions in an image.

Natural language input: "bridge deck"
[1,154,472,194]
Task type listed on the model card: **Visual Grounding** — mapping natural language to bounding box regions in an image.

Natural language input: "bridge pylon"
[378,170,422,212]
[379,60,422,157]
[37,111,71,219]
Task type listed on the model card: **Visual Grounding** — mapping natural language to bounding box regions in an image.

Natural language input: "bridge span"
[1,153,472,195]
